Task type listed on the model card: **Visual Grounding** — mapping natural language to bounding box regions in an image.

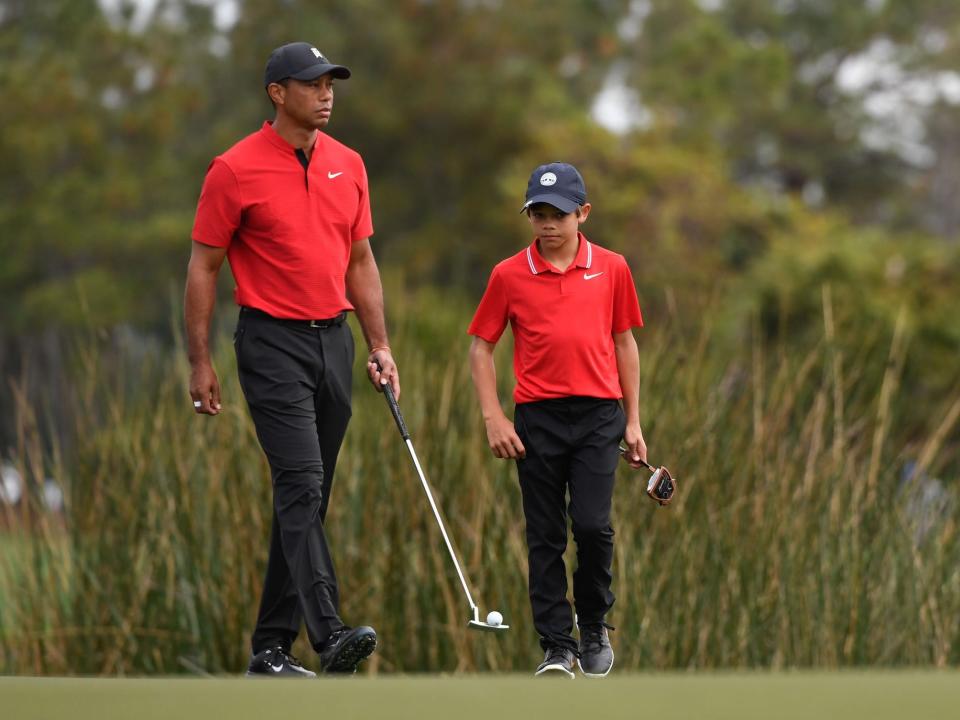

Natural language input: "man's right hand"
[484,413,526,459]
[189,361,222,415]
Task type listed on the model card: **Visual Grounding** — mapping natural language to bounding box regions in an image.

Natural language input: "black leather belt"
[241,307,347,328]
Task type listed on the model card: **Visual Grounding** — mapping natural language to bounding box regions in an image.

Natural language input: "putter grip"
[619,444,655,472]
[382,380,410,440]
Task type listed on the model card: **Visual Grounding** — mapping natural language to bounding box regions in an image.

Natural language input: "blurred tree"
[0,0,226,446]
[731,213,960,415]
[0,0,221,334]
[219,0,634,289]
[6,0,958,333]
[1,0,958,453]
[0,0,640,335]
[622,0,960,228]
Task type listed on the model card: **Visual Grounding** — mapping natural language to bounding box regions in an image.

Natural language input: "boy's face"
[526,202,591,253]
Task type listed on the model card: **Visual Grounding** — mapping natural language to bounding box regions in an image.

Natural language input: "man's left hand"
[367,348,400,399]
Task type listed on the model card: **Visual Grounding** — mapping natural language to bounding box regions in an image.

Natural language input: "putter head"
[468,619,510,633]
[646,466,676,506]
[468,607,510,632]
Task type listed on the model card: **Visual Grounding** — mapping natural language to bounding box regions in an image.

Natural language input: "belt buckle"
[309,312,342,328]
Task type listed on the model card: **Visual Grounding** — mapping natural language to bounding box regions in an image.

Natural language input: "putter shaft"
[401,436,478,612]
[379,371,508,631]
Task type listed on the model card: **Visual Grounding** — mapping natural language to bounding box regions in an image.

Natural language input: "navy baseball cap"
[264,42,351,86]
[521,162,587,213]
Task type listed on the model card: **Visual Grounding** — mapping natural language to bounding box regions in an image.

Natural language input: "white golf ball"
[486,610,503,626]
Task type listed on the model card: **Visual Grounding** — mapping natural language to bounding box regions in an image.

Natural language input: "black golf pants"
[234,307,354,655]
[514,397,625,653]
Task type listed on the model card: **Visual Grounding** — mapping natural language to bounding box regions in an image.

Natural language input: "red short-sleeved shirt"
[468,233,643,404]
[191,121,373,319]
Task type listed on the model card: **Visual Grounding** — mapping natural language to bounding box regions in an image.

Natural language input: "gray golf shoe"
[535,646,577,678]
[578,624,614,678]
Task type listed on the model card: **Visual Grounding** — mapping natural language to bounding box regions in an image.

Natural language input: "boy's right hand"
[484,414,526,459]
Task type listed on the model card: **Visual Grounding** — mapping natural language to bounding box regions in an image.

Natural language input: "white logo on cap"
[540,172,557,186]
[311,47,323,58]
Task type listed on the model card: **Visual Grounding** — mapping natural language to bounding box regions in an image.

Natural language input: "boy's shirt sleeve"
[191,158,241,248]
[612,256,644,333]
[467,266,509,343]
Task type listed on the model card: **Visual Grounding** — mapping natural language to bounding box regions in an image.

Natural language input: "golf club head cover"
[646,466,676,506]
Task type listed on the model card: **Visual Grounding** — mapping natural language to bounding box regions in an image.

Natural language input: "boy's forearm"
[614,330,641,424]
[469,338,506,421]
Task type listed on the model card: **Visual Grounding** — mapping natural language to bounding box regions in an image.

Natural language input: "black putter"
[378,371,508,632]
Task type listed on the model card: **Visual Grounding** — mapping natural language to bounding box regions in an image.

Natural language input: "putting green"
[2,672,958,720]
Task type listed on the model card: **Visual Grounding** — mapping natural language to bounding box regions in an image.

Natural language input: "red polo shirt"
[468,233,643,404]
[191,121,373,319]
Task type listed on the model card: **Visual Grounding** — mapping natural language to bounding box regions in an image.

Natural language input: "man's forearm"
[346,252,389,350]
[184,263,218,365]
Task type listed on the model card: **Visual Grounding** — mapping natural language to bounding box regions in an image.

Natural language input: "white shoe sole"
[577,650,614,678]
[244,670,317,678]
[535,663,576,679]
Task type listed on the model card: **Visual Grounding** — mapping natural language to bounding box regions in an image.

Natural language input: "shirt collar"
[259,120,322,155]
[526,232,592,275]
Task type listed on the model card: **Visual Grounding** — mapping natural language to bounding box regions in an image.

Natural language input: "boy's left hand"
[621,423,647,469]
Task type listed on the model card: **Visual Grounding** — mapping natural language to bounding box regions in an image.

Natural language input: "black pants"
[514,397,625,652]
[234,308,354,654]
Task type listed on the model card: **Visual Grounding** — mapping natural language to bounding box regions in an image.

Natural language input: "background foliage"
[1,0,959,674]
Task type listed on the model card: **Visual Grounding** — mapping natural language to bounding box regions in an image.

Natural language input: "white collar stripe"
[585,240,592,269]
[526,246,539,275]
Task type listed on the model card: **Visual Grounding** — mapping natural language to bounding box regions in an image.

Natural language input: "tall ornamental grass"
[1,285,958,674]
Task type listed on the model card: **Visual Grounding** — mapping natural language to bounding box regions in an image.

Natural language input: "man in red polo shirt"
[468,162,647,679]
[184,42,398,677]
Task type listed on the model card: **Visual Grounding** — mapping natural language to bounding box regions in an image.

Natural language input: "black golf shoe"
[245,647,316,678]
[535,646,576,678]
[318,625,378,674]
[578,624,614,678]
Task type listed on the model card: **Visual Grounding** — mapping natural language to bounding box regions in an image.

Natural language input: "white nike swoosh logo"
[270,663,284,672]
[328,171,343,179]
[584,272,604,280]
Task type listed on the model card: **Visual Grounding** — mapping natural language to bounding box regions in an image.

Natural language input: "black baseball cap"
[264,42,351,86]
[521,162,587,214]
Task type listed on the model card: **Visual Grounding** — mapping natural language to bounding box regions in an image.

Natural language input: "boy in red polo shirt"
[468,162,647,678]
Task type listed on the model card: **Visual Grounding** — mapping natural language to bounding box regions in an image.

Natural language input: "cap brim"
[290,64,352,81]
[520,194,580,214]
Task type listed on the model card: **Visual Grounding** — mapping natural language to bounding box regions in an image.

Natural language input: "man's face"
[526,202,586,252]
[270,74,335,129]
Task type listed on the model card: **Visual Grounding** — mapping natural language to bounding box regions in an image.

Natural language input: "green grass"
[2,673,959,720]
[1,285,959,674]
[0,534,23,617]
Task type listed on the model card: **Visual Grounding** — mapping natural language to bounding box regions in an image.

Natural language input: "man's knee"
[273,465,325,510]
